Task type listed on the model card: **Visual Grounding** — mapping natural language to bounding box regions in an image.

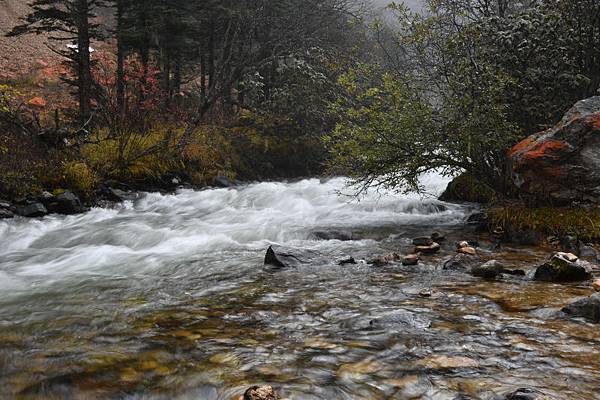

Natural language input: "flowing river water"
[0,176,598,399]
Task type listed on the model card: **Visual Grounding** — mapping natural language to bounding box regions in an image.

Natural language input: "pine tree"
[7,0,107,125]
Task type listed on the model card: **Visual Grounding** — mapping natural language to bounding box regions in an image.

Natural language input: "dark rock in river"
[100,187,140,203]
[562,293,600,323]
[312,230,353,241]
[431,232,446,243]
[402,254,419,266]
[413,236,434,246]
[16,202,47,218]
[264,245,325,269]
[415,242,440,254]
[47,190,85,215]
[444,253,482,271]
[472,260,504,279]
[533,252,592,282]
[337,256,356,266]
[503,387,548,400]
[0,200,14,219]
[509,96,600,204]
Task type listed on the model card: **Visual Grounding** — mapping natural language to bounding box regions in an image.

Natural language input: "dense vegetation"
[0,0,365,199]
[1,0,600,203]
[328,0,600,195]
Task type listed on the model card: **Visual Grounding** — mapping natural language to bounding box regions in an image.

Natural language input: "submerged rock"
[0,201,14,219]
[243,385,279,400]
[457,246,477,256]
[415,242,440,254]
[472,260,504,279]
[431,232,446,243]
[444,253,482,271]
[337,256,357,266]
[503,388,549,400]
[533,252,592,282]
[312,230,353,241]
[371,253,401,267]
[15,202,47,218]
[509,96,600,204]
[264,245,324,269]
[413,237,433,246]
[562,293,600,323]
[369,310,431,330]
[402,254,419,266]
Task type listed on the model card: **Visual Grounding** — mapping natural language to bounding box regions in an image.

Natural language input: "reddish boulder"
[510,96,600,204]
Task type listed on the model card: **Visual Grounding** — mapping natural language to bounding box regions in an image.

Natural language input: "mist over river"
[0,176,598,399]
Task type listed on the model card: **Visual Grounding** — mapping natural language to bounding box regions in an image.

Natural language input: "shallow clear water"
[0,176,598,399]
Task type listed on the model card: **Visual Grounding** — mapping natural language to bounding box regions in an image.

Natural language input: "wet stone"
[413,237,434,246]
[431,232,446,242]
[415,242,440,254]
[471,260,504,279]
[562,293,600,323]
[534,252,592,282]
[503,387,549,400]
[402,254,419,266]
[457,246,477,256]
[444,253,482,271]
[243,385,279,400]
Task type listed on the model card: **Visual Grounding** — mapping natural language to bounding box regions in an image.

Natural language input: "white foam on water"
[0,175,467,291]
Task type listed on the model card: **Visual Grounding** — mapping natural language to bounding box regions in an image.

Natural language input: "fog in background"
[371,0,423,12]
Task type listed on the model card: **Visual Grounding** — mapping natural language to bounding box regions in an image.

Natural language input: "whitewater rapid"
[0,175,467,296]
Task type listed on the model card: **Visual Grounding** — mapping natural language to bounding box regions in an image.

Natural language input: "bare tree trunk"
[116,0,125,117]
[76,0,92,126]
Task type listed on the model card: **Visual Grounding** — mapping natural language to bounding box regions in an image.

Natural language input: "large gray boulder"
[562,293,600,323]
[533,253,592,282]
[510,96,600,204]
[16,203,47,218]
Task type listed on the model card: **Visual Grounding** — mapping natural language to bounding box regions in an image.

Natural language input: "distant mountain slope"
[0,0,60,80]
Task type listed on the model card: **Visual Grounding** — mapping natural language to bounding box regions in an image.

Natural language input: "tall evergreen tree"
[7,0,106,125]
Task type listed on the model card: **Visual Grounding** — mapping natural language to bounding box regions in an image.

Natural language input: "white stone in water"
[556,252,578,263]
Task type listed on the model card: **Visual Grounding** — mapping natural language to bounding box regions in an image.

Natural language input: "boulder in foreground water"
[503,388,550,400]
[533,252,592,282]
[264,245,324,269]
[562,293,600,323]
[444,253,482,271]
[243,385,279,400]
[402,254,419,266]
[471,260,504,279]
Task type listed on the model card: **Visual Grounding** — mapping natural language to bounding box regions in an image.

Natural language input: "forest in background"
[1,0,600,211]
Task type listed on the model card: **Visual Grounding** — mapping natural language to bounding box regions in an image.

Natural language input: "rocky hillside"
[0,0,61,80]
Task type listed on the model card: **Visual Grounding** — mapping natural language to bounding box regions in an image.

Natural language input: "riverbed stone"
[413,237,434,246]
[471,260,504,279]
[243,385,279,400]
[533,252,592,282]
[47,190,85,215]
[457,241,469,249]
[415,242,440,254]
[402,254,419,266]
[444,253,482,271]
[562,293,600,323]
[264,245,325,269]
[593,279,600,292]
[371,253,401,266]
[457,246,477,256]
[15,202,47,218]
[431,232,446,242]
[0,201,13,219]
[503,388,549,400]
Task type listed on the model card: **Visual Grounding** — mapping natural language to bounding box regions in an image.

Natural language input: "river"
[0,176,598,399]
